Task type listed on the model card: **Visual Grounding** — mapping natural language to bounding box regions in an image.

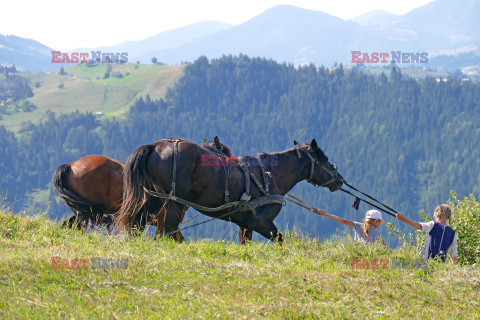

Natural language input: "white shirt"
[420,221,458,258]
[353,222,383,244]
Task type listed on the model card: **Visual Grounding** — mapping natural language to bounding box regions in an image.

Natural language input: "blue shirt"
[424,221,456,262]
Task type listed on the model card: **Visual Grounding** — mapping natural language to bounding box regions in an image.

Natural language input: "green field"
[1,209,478,319]
[344,64,450,79]
[0,63,184,132]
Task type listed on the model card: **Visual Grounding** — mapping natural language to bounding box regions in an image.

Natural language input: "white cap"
[365,209,384,223]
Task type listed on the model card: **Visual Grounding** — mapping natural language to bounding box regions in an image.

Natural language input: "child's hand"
[396,212,404,221]
[316,209,327,216]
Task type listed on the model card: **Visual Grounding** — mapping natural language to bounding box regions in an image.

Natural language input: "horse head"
[294,139,343,192]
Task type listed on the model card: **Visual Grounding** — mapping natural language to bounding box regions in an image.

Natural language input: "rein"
[292,146,398,218]
[151,142,396,236]
[339,184,397,217]
[285,183,398,218]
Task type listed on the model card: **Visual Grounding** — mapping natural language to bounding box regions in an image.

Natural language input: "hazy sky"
[1,0,434,50]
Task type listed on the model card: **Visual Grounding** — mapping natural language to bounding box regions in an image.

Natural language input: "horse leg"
[238,227,253,244]
[155,203,167,238]
[156,200,183,241]
[61,214,77,228]
[155,203,186,242]
[62,214,88,232]
[249,205,283,243]
[252,219,283,243]
[132,209,150,234]
[175,206,188,242]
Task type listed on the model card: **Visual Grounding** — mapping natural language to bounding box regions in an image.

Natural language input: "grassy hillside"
[1,210,479,319]
[345,64,450,79]
[0,63,184,132]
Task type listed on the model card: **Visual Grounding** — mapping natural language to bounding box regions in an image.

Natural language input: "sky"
[1,0,435,51]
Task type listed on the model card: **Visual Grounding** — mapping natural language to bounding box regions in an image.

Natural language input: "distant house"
[95,112,104,116]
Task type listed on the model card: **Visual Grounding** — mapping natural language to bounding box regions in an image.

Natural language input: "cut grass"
[0,209,479,319]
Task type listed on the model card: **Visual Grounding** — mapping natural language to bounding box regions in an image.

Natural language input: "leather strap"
[170,140,180,196]
[257,155,270,195]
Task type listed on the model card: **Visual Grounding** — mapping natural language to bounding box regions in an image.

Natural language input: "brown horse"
[115,138,343,242]
[53,136,233,239]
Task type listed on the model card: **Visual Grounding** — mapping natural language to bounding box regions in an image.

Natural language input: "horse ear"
[294,140,299,146]
[214,136,220,148]
[311,139,318,149]
[204,138,208,143]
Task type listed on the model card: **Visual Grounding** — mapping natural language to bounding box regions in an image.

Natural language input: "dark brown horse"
[115,138,343,242]
[53,137,232,239]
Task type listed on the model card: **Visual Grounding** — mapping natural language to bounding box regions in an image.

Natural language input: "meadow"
[0,63,184,132]
[1,209,478,319]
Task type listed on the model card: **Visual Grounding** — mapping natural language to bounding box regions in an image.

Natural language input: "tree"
[449,192,480,264]
[59,67,66,76]
[151,57,157,65]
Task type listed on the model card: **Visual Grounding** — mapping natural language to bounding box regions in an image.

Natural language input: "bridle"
[298,147,343,187]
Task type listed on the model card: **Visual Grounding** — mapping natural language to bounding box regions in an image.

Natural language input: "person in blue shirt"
[396,204,458,264]
[316,208,386,245]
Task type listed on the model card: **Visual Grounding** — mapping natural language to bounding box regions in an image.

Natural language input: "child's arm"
[316,209,355,228]
[449,234,458,264]
[396,212,422,230]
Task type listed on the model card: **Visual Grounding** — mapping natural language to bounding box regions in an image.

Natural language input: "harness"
[142,140,350,236]
[145,139,284,216]
[296,146,340,187]
[169,139,180,196]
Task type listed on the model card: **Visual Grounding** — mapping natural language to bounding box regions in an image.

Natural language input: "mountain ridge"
[1,0,479,71]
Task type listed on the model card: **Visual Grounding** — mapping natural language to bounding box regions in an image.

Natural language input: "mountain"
[350,10,400,26]
[0,34,55,72]
[2,0,480,72]
[139,5,362,66]
[399,0,480,40]
[135,1,480,67]
[428,51,480,75]
[0,22,232,72]
[375,0,480,53]
[72,21,234,63]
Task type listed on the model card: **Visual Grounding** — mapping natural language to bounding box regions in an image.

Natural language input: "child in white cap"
[316,208,385,244]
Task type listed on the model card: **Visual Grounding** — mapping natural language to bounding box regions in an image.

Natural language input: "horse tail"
[115,144,156,231]
[52,164,114,223]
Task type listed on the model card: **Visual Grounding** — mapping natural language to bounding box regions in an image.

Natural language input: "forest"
[1,55,479,242]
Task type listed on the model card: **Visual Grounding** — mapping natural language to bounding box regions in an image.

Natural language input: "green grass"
[345,65,449,79]
[1,209,479,319]
[0,63,185,132]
